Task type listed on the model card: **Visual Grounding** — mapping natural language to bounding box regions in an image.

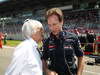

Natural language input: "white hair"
[22,19,43,39]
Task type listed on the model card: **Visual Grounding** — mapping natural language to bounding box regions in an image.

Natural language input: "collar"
[50,31,65,39]
[50,32,56,39]
[29,38,38,47]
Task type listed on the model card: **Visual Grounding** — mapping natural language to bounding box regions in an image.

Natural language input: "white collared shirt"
[5,38,43,75]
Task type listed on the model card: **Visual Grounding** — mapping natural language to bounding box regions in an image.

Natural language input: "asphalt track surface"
[0,46,100,75]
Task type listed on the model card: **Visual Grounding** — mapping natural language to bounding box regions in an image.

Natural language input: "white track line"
[84,70,100,75]
[3,46,15,48]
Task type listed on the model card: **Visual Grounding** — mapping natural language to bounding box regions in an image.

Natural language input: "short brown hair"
[46,8,63,22]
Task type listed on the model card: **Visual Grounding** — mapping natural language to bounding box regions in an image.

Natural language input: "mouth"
[52,31,59,35]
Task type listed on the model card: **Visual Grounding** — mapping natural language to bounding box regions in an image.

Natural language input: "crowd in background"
[0,9,100,51]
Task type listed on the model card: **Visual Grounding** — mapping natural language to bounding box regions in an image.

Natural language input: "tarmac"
[0,46,100,75]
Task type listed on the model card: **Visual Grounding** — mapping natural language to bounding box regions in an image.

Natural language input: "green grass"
[4,40,22,47]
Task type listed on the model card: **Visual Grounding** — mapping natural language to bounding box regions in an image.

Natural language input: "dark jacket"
[42,31,83,75]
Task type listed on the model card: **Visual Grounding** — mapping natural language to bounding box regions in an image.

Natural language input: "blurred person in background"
[42,8,84,75]
[85,30,96,53]
[3,33,7,45]
[0,32,4,49]
[5,19,44,75]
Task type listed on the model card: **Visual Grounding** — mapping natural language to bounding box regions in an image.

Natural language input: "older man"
[5,19,44,75]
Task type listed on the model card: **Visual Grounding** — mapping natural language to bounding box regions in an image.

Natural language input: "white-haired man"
[5,19,44,75]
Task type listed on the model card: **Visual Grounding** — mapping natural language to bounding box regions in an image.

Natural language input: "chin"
[53,32,59,36]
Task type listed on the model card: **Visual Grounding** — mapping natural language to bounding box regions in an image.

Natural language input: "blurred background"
[0,0,100,75]
[0,0,100,40]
